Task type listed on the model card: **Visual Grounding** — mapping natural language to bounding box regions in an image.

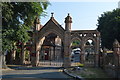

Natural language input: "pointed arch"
[70,37,82,48]
[84,37,96,46]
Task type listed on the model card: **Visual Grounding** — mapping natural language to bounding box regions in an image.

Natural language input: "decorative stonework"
[31,13,100,67]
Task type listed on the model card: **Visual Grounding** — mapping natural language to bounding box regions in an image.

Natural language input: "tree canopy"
[72,40,80,46]
[2,2,50,52]
[97,8,120,49]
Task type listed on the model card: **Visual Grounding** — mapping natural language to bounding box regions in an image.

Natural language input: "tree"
[72,40,80,46]
[2,2,50,51]
[2,2,50,68]
[97,8,120,49]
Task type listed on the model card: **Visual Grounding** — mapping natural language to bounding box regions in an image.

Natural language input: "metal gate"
[39,60,63,67]
[39,46,63,67]
[84,53,95,67]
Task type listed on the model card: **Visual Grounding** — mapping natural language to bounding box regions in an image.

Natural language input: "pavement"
[1,65,75,80]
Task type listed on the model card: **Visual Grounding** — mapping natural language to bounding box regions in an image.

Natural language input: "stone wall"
[102,39,120,78]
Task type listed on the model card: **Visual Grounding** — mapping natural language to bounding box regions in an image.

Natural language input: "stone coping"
[63,68,85,80]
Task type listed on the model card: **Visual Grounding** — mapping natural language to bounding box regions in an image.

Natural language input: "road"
[2,66,74,80]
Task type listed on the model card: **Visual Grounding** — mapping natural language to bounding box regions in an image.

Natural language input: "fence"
[101,39,120,78]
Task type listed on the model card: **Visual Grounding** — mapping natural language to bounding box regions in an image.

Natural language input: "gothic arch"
[70,37,82,47]
[36,29,64,52]
[71,33,82,40]
[38,29,64,41]
[35,16,65,52]
[84,37,96,46]
[71,37,81,43]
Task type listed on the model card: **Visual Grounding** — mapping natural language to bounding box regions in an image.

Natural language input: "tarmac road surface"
[2,66,75,80]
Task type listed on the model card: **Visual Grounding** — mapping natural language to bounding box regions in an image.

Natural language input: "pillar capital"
[65,13,72,32]
[65,13,72,23]
[113,39,120,48]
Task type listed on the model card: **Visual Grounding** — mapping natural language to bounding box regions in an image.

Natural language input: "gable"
[38,17,65,40]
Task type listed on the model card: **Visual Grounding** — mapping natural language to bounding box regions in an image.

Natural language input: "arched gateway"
[31,13,100,67]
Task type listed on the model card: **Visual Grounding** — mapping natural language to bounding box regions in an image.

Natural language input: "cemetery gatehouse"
[31,13,100,67]
[4,12,120,78]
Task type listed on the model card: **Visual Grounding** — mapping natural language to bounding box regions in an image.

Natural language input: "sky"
[40,2,118,30]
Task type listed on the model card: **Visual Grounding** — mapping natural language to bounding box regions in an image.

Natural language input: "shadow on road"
[2,71,74,80]
[2,78,74,80]
[7,65,64,70]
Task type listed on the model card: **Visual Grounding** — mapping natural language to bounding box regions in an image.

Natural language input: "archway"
[84,38,96,67]
[70,37,82,66]
[39,33,64,67]
[31,13,100,67]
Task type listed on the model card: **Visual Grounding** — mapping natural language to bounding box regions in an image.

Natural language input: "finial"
[51,12,54,17]
[68,13,70,16]
[34,16,40,24]
[113,39,120,47]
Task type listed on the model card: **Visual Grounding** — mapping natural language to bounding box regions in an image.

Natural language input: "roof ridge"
[50,17,64,30]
